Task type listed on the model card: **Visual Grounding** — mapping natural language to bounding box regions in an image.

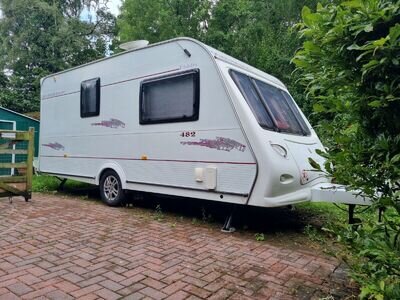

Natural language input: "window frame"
[139,69,200,125]
[80,77,101,118]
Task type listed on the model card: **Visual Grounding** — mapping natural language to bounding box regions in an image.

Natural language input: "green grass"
[294,201,376,256]
[297,201,375,226]
[296,202,348,224]
[32,175,92,192]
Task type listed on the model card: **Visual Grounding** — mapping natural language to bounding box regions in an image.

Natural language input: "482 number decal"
[180,131,196,137]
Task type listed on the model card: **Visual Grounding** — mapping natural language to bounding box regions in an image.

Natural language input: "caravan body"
[39,38,334,207]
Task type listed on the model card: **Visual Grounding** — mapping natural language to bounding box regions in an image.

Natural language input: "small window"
[81,78,100,118]
[140,70,200,124]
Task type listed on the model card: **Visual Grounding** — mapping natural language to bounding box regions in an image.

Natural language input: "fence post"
[26,127,35,200]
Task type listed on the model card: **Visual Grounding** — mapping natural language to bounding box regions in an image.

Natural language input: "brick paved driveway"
[0,194,353,299]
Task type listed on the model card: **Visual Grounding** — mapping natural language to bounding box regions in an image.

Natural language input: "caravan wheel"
[100,170,125,206]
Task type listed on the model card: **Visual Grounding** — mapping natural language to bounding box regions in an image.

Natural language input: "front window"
[230,70,310,136]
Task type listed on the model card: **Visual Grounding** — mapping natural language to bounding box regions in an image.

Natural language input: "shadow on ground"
[59,183,316,240]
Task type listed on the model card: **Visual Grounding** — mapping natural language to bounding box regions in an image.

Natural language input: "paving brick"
[139,286,168,299]
[204,279,227,293]
[46,290,74,300]
[118,283,146,296]
[61,272,85,284]
[21,285,57,299]
[0,288,8,296]
[54,280,80,293]
[183,284,212,298]
[70,284,102,298]
[99,279,124,291]
[76,293,98,300]
[122,292,145,300]
[0,292,20,300]
[186,295,202,300]
[27,266,48,277]
[0,271,27,283]
[141,277,167,290]
[121,274,146,286]
[181,275,208,288]
[95,288,121,300]
[7,282,33,296]
[165,290,190,300]
[0,194,356,300]
[103,271,126,282]
[162,280,188,295]
[78,275,106,288]
[201,271,221,283]
[207,288,234,300]
[18,274,42,285]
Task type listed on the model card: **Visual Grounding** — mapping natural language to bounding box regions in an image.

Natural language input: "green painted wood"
[0,120,14,176]
[0,149,28,154]
[0,108,39,157]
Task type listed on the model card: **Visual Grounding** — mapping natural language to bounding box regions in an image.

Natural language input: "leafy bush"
[293,0,400,298]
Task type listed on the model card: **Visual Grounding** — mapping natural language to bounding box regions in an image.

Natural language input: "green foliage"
[0,0,116,112]
[255,232,265,241]
[32,175,60,192]
[294,0,400,298]
[340,209,400,300]
[209,0,321,112]
[117,0,211,44]
[153,204,164,221]
[303,224,325,243]
[33,175,89,192]
[117,0,320,113]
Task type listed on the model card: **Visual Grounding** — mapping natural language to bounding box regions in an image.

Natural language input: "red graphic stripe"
[40,155,256,165]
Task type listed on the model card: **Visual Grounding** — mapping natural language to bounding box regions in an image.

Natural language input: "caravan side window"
[81,78,100,118]
[140,70,200,124]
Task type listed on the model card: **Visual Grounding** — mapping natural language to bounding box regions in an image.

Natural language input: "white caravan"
[39,37,369,214]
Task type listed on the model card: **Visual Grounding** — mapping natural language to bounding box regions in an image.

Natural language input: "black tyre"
[100,170,125,206]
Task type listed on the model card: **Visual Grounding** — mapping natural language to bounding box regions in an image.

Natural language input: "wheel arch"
[96,162,127,189]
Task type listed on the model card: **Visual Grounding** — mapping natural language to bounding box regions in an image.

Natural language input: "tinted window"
[254,79,304,135]
[81,78,100,118]
[140,70,199,124]
[281,91,311,136]
[230,71,274,130]
[230,70,310,136]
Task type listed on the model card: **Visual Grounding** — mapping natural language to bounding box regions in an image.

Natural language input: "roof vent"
[119,40,149,51]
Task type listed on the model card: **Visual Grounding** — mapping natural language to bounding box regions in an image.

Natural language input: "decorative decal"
[181,137,246,152]
[91,118,125,129]
[42,142,65,151]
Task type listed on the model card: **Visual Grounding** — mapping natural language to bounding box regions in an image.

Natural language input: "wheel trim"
[103,175,119,201]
